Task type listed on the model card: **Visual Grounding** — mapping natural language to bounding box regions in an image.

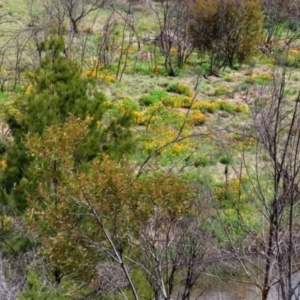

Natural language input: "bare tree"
[247,67,300,300]
[213,59,300,299]
[39,0,106,34]
[261,0,300,50]
[150,0,193,76]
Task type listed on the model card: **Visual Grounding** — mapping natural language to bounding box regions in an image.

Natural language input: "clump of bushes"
[287,48,300,68]
[139,89,169,106]
[212,85,234,98]
[244,73,273,85]
[194,156,210,167]
[187,0,263,71]
[117,98,140,111]
[161,95,193,108]
[166,83,194,97]
[219,155,234,165]
[194,100,247,114]
[190,111,206,125]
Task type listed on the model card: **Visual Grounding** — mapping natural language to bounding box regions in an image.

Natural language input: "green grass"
[0,92,7,103]
[2,0,300,253]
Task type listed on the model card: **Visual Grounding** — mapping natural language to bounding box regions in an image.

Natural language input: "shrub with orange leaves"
[25,117,195,282]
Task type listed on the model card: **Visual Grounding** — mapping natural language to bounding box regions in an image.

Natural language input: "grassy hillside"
[1,0,300,299]
[1,0,300,220]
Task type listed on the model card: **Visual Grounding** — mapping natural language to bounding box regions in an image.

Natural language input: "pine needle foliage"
[0,33,134,212]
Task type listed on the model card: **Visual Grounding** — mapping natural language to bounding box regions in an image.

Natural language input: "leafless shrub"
[94,262,130,293]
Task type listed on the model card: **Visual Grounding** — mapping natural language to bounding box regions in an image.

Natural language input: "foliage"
[194,156,211,167]
[286,48,300,68]
[223,75,234,82]
[18,270,69,300]
[212,176,259,247]
[113,98,142,124]
[139,95,158,106]
[261,0,300,43]
[83,67,116,83]
[136,102,203,164]
[211,85,234,98]
[139,89,169,106]
[116,98,140,112]
[25,117,196,296]
[3,1,300,299]
[138,121,194,160]
[228,134,256,152]
[166,82,193,96]
[194,100,247,114]
[244,72,273,85]
[187,0,264,70]
[190,110,206,125]
[161,94,194,108]
[0,34,134,212]
[219,155,234,165]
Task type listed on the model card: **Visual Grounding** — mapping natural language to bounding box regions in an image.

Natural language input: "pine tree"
[18,270,69,300]
[0,33,134,213]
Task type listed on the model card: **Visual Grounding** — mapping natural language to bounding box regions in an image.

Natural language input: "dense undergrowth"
[0,0,300,299]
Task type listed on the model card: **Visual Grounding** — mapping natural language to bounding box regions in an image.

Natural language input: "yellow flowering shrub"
[0,160,7,168]
[194,101,219,113]
[133,111,143,124]
[229,134,256,152]
[190,111,206,125]
[214,176,249,207]
[166,83,194,97]
[215,100,248,113]
[110,98,142,125]
[286,48,300,68]
[214,176,260,237]
[161,95,193,108]
[245,72,272,85]
[82,68,116,83]
[140,125,193,159]
[137,104,195,161]
[212,85,234,97]
[0,215,13,231]
[194,100,247,114]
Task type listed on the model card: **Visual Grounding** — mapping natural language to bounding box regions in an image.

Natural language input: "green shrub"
[235,82,251,92]
[194,101,219,113]
[286,48,300,68]
[161,95,194,108]
[150,89,169,99]
[219,155,234,165]
[194,156,210,167]
[217,100,236,113]
[212,85,234,98]
[166,83,193,96]
[119,98,140,111]
[139,95,159,106]
[223,75,234,82]
[284,89,297,97]
[194,100,247,114]
[244,73,272,85]
[139,89,168,106]
[216,100,246,113]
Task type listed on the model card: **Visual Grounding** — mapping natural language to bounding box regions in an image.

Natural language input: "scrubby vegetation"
[0,0,300,299]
